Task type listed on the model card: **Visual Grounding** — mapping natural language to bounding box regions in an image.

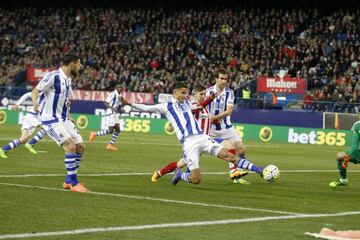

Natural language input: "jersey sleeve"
[348,123,360,156]
[16,92,32,106]
[226,89,234,106]
[105,92,115,104]
[132,103,167,114]
[36,72,54,92]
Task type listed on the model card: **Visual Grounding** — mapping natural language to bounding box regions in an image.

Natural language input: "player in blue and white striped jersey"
[31,54,89,193]
[0,92,46,159]
[89,84,124,151]
[123,81,265,186]
[206,68,249,184]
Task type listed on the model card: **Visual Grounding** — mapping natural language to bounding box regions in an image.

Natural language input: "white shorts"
[21,113,41,135]
[210,127,242,143]
[103,113,120,128]
[43,120,83,146]
[182,134,223,171]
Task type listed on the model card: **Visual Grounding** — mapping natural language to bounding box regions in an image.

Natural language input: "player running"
[89,84,124,151]
[0,92,46,159]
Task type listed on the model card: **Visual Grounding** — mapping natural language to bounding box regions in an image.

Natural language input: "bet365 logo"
[288,128,346,146]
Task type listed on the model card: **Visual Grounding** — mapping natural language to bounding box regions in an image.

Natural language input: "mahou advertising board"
[257,76,307,94]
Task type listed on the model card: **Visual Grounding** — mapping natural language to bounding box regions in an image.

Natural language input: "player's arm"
[192,93,216,114]
[32,72,54,112]
[13,92,32,110]
[212,105,233,122]
[347,130,360,156]
[31,89,40,112]
[131,103,166,114]
[212,90,234,122]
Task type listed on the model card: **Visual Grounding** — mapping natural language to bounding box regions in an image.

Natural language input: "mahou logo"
[257,76,307,94]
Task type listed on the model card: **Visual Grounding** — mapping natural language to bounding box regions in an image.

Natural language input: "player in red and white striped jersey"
[151,84,248,183]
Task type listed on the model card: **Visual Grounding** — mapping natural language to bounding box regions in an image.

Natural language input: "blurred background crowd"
[0,0,359,111]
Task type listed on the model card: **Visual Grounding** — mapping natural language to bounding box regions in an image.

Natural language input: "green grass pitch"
[0,125,360,240]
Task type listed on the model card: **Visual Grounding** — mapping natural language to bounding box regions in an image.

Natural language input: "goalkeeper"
[329,119,360,188]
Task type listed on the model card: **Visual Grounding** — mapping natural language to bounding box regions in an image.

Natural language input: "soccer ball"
[262,165,280,182]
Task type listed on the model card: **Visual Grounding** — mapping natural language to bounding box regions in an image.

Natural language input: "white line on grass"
[0,170,359,178]
[0,211,359,239]
[0,182,298,215]
[0,137,279,148]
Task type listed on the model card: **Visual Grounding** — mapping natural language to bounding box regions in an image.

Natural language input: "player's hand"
[211,116,219,124]
[33,104,39,113]
[121,96,131,105]
[11,105,19,111]
[342,154,351,169]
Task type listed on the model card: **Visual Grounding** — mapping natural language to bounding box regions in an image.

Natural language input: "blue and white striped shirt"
[16,92,45,115]
[105,90,121,116]
[205,85,234,131]
[35,68,72,125]
[132,97,203,143]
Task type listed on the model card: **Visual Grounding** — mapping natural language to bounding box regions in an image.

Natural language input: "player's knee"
[76,143,85,154]
[109,127,115,133]
[336,152,345,161]
[191,176,201,184]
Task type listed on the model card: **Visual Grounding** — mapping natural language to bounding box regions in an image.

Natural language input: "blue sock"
[181,173,190,183]
[2,139,21,151]
[109,131,120,145]
[237,158,262,175]
[96,129,110,136]
[64,153,78,186]
[28,129,46,145]
[75,153,82,169]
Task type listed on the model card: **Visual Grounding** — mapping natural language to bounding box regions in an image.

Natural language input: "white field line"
[0,182,299,215]
[0,211,360,240]
[0,170,359,178]
[0,137,279,148]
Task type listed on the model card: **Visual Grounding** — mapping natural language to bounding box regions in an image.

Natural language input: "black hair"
[62,54,80,66]
[172,81,188,91]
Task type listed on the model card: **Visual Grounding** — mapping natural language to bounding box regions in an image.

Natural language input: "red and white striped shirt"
[192,102,211,135]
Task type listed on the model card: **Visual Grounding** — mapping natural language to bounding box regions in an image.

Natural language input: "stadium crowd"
[0,1,359,111]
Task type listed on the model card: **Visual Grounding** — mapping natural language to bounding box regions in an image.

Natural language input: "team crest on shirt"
[59,133,64,139]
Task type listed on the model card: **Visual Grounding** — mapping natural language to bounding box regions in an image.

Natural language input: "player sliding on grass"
[0,92,46,159]
[151,84,248,183]
[329,114,360,188]
[122,81,265,185]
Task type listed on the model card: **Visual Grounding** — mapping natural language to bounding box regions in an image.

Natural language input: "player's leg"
[216,145,264,177]
[44,122,88,192]
[0,129,31,158]
[107,123,120,151]
[152,158,185,182]
[25,128,46,154]
[89,115,112,143]
[329,151,360,187]
[172,139,202,185]
[62,120,88,192]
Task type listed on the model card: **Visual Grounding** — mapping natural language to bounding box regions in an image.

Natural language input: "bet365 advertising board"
[0,110,352,147]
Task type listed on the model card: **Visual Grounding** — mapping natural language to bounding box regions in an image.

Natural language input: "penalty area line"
[0,211,360,239]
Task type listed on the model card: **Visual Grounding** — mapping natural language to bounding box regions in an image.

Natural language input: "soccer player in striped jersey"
[123,81,265,185]
[31,54,89,193]
[151,84,247,182]
[206,68,249,184]
[89,84,123,151]
[0,92,46,159]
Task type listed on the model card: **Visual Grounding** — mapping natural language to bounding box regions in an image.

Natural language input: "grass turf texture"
[0,125,360,240]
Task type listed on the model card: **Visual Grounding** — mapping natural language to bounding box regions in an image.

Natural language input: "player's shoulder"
[224,87,234,93]
[205,85,215,93]
[42,69,60,81]
[352,120,360,131]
